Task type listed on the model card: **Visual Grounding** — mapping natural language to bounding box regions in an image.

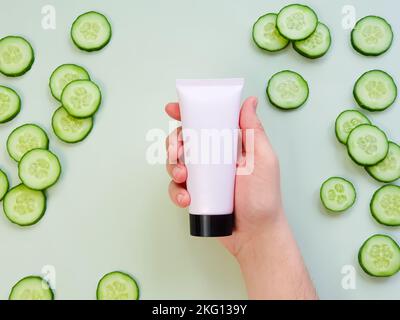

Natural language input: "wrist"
[235,210,289,267]
[234,210,318,300]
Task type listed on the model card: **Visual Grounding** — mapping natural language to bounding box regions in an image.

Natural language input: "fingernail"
[252,97,258,108]
[177,194,184,204]
[172,166,181,178]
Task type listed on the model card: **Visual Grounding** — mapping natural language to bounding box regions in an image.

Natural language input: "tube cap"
[189,214,233,237]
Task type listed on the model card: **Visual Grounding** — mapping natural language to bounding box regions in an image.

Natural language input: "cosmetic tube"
[176,79,244,237]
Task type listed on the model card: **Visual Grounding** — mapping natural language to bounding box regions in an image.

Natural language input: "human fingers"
[165,102,181,121]
[239,96,275,156]
[168,180,191,208]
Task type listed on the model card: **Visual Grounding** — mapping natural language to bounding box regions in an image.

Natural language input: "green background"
[0,0,399,299]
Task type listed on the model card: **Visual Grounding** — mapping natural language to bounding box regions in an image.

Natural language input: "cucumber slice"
[370,185,400,226]
[252,13,289,52]
[3,184,46,226]
[61,80,101,118]
[276,4,318,40]
[358,234,400,277]
[293,22,331,59]
[97,271,139,300]
[52,106,93,143]
[18,149,61,190]
[71,11,112,52]
[7,124,49,162]
[351,16,393,56]
[347,124,388,166]
[320,177,356,213]
[0,36,34,77]
[9,276,53,300]
[0,86,21,123]
[353,70,397,111]
[0,169,9,201]
[335,110,371,144]
[49,64,90,101]
[366,142,400,183]
[267,70,309,110]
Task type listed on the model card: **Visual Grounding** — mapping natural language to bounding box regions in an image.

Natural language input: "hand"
[165,96,317,299]
[165,96,283,256]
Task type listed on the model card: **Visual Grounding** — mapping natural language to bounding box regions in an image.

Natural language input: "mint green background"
[0,0,399,299]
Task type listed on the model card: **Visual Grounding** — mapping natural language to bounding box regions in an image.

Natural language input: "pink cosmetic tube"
[176,79,244,237]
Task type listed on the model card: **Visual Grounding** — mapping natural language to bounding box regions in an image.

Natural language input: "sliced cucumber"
[7,124,49,162]
[358,234,400,277]
[49,64,90,101]
[0,36,34,77]
[353,70,397,111]
[293,22,331,59]
[97,271,139,300]
[267,70,309,110]
[9,276,53,300]
[276,4,318,40]
[370,185,400,226]
[335,110,371,144]
[351,16,393,56]
[3,184,46,226]
[320,177,356,213]
[61,80,101,118]
[0,169,9,201]
[71,11,112,52]
[366,142,400,183]
[252,13,289,52]
[347,124,388,166]
[0,86,21,123]
[18,149,61,190]
[52,106,93,143]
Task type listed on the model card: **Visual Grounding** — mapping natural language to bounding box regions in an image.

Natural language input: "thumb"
[239,97,263,131]
[239,97,271,153]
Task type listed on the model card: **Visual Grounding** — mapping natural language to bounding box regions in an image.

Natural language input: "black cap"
[189,214,233,237]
